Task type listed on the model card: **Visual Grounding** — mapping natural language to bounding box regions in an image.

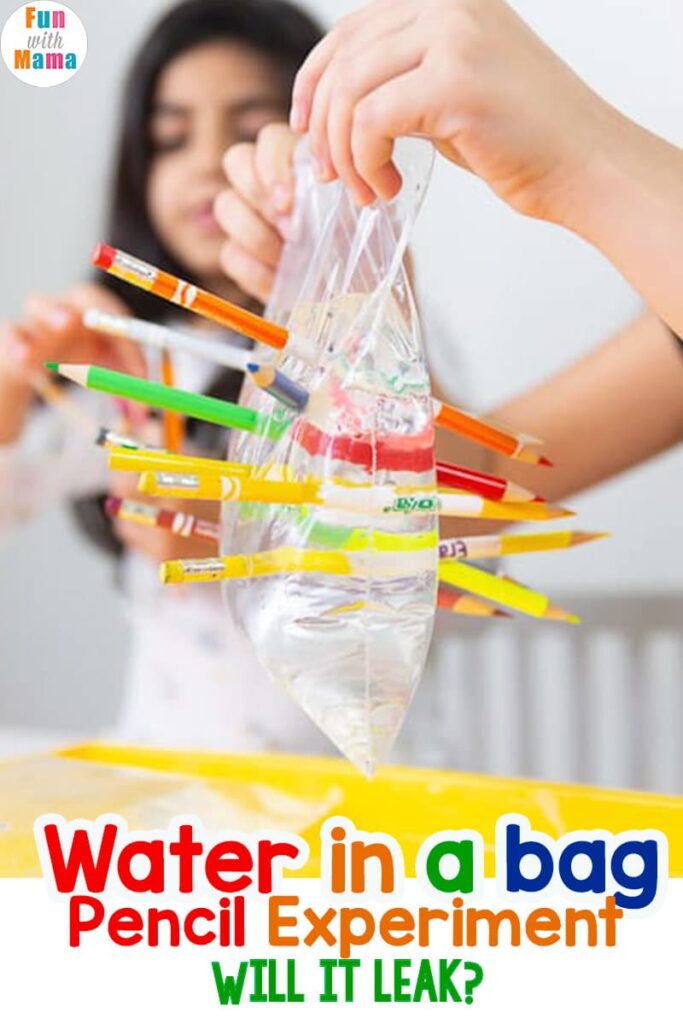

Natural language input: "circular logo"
[1,2,86,87]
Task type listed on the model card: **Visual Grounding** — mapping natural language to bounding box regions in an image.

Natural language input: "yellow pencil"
[138,470,571,521]
[107,446,256,477]
[161,545,435,584]
[438,560,579,622]
[438,530,609,561]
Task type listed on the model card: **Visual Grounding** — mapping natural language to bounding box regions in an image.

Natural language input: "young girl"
[0,0,334,754]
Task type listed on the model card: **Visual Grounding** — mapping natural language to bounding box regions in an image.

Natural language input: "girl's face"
[147,40,287,293]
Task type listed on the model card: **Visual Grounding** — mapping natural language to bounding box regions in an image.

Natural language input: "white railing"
[397,594,683,794]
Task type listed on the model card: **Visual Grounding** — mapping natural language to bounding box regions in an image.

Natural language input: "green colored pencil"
[46,363,289,441]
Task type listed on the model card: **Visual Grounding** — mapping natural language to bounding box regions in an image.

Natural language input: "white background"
[0,1,681,736]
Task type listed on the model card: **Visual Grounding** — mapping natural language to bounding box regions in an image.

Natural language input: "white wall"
[0,0,681,733]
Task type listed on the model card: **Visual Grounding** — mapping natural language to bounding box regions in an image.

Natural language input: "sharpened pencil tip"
[546,504,575,519]
[539,456,554,467]
[546,603,581,624]
[246,362,260,373]
[44,361,58,373]
[576,530,611,546]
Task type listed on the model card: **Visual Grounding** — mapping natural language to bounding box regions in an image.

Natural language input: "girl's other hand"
[214,122,298,304]
[291,0,622,226]
[1,282,146,384]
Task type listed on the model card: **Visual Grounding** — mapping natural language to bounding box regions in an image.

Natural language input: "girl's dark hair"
[72,0,323,555]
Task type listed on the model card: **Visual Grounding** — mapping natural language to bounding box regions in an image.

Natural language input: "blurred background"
[0,0,681,789]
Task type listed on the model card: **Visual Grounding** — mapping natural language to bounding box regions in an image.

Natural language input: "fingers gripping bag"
[223,139,438,777]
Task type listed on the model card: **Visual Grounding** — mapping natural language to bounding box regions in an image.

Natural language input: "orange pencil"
[160,349,184,453]
[437,586,510,618]
[92,243,287,350]
[432,399,551,466]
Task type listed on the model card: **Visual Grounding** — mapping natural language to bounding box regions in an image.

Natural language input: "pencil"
[498,571,580,623]
[47,363,289,440]
[92,244,288,350]
[438,560,579,621]
[247,362,309,411]
[106,446,256,477]
[138,468,571,520]
[245,359,551,467]
[95,428,165,452]
[435,460,542,503]
[105,496,219,543]
[433,400,551,465]
[438,530,609,561]
[160,545,435,584]
[437,587,510,618]
[83,308,254,372]
[160,349,184,453]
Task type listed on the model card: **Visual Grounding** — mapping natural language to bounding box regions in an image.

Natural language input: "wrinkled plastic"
[223,139,438,776]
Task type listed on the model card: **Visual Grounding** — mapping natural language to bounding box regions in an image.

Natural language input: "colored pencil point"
[247,361,310,412]
[575,531,611,546]
[545,604,581,625]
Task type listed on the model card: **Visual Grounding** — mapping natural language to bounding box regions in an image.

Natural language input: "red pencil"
[435,460,542,503]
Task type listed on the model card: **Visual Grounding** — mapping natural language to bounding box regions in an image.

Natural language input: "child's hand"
[291,0,619,224]
[214,123,298,304]
[0,282,146,383]
[108,470,218,565]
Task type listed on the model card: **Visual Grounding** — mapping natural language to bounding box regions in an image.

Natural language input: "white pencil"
[83,308,253,372]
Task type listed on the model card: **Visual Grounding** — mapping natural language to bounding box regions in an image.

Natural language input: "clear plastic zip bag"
[222,138,437,777]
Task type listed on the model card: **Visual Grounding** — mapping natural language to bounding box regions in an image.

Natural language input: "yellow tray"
[1,742,681,876]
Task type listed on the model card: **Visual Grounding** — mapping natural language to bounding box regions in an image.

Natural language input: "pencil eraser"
[92,242,115,270]
[104,496,121,518]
